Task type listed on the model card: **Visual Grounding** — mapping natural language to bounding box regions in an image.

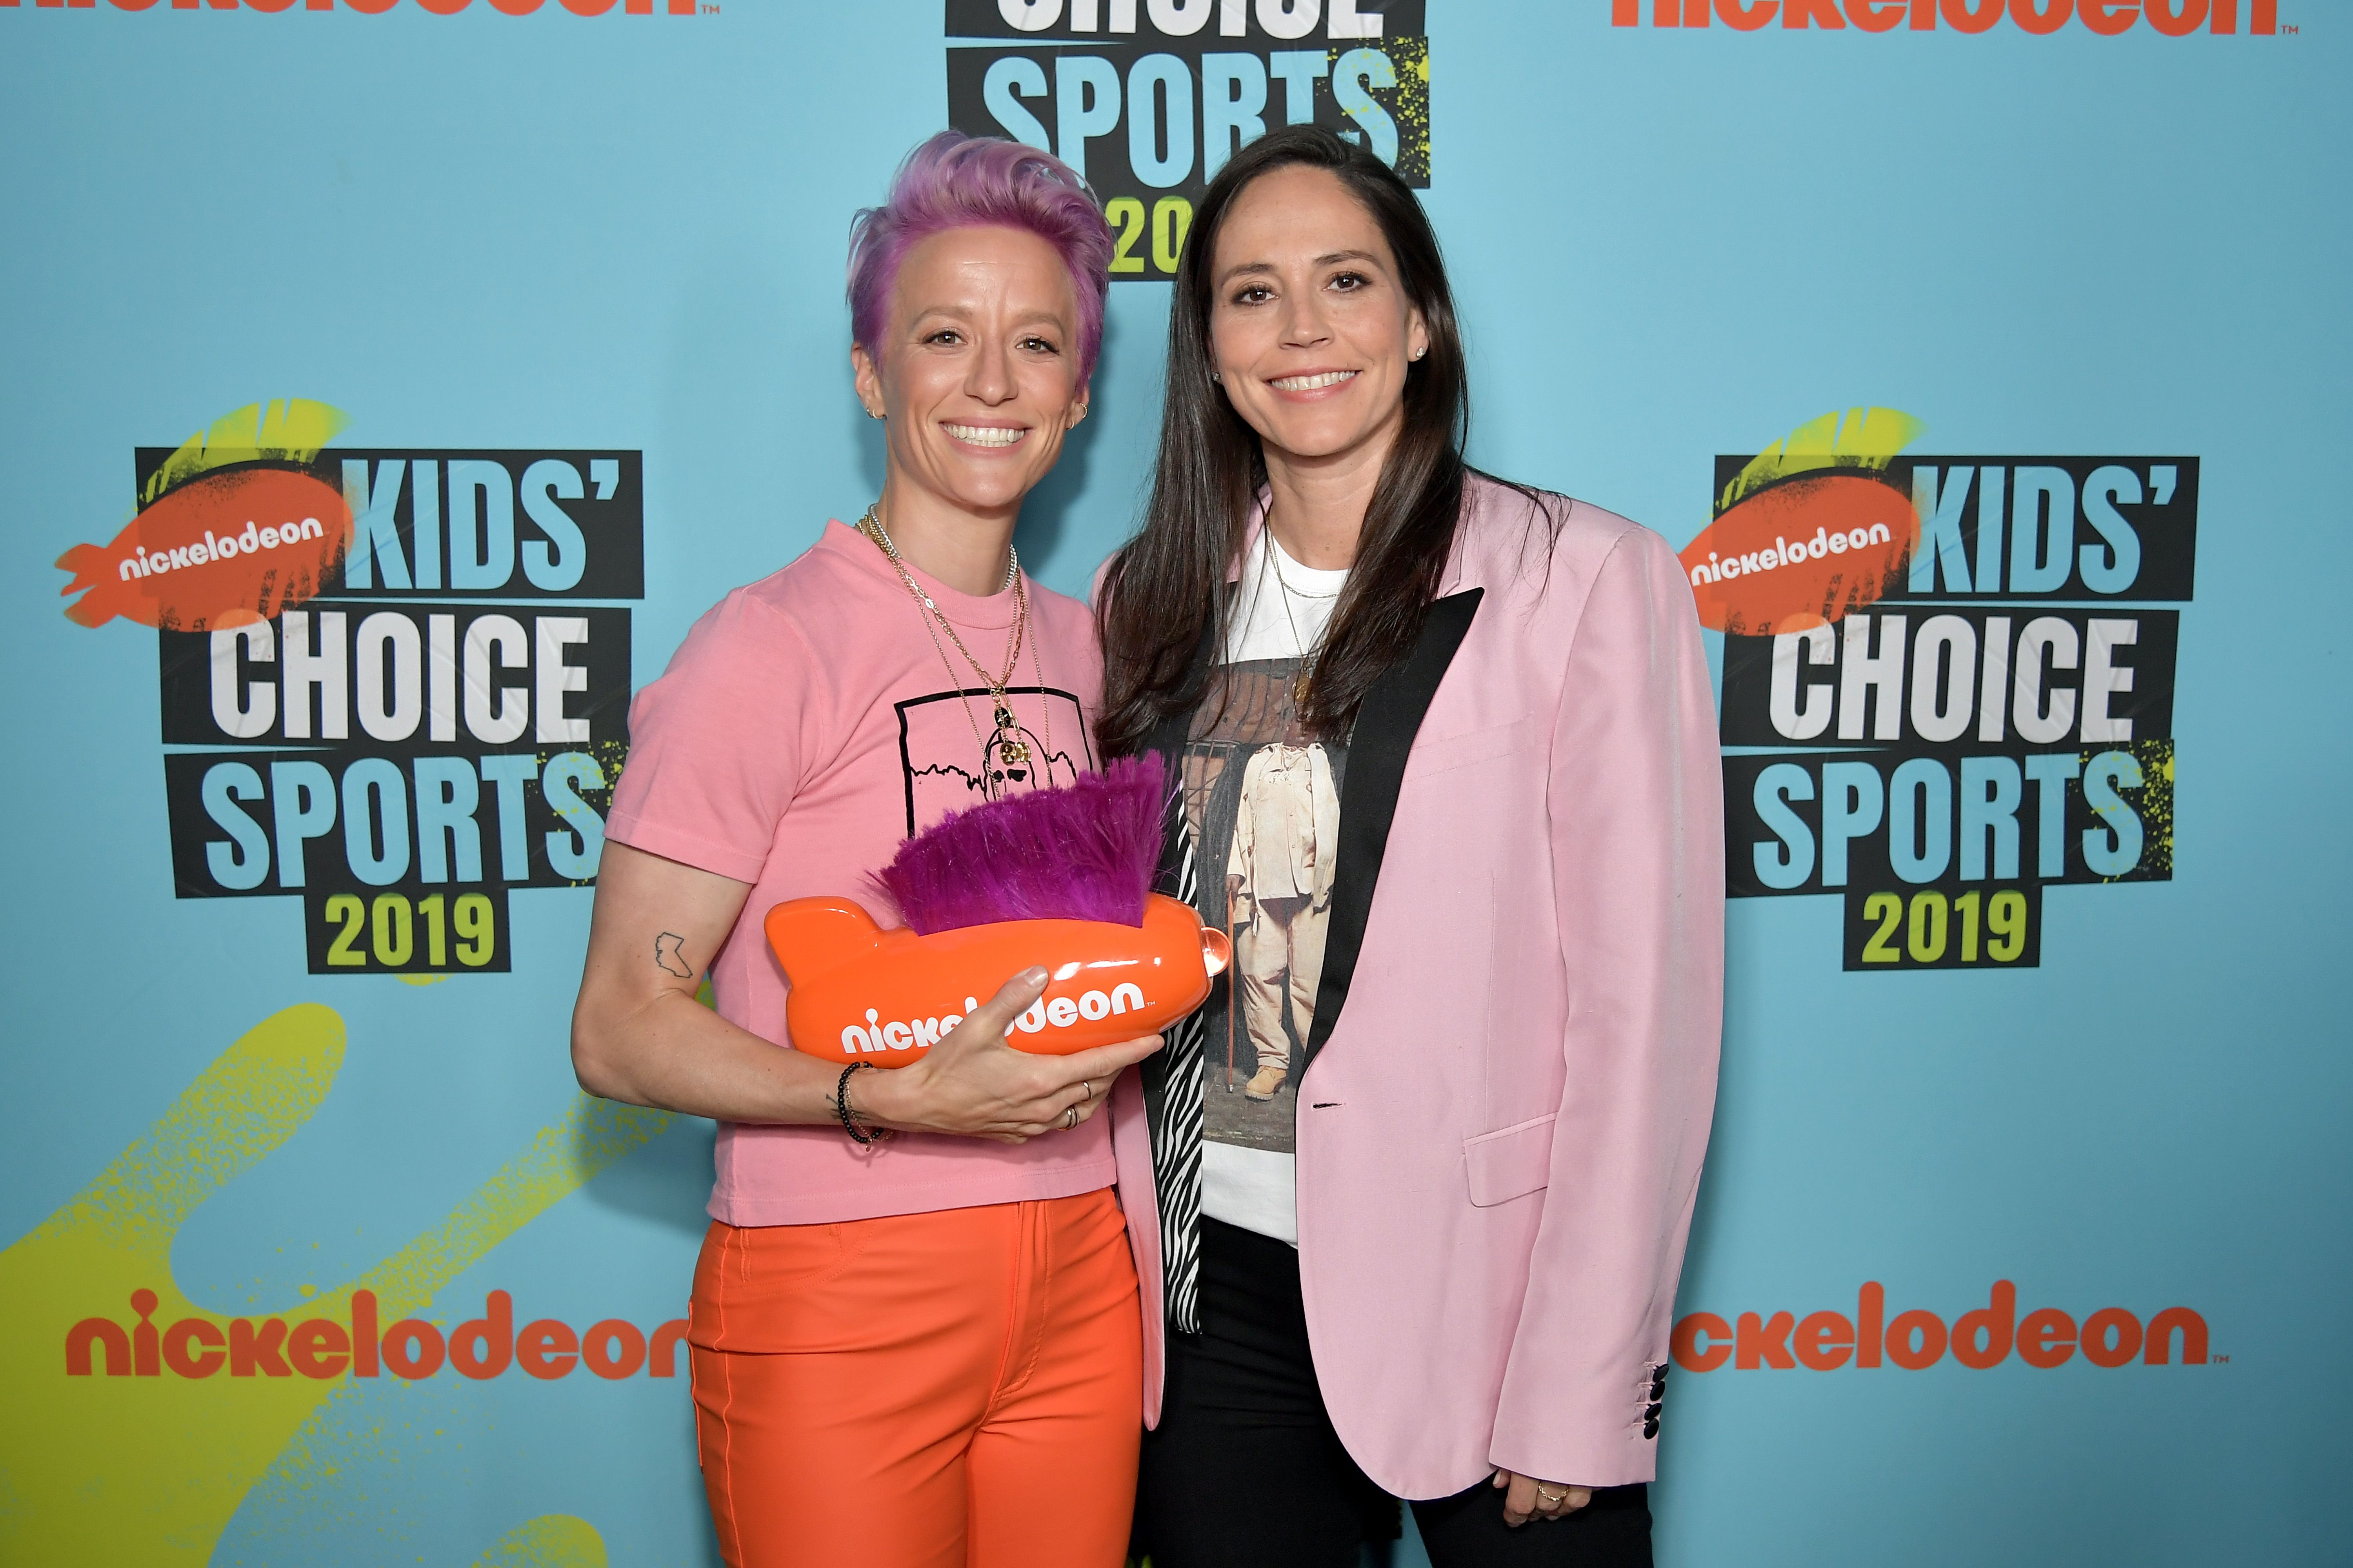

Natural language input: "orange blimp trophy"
[765,757,1227,1067]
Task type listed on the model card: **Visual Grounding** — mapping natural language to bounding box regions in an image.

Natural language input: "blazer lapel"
[1302,587,1485,1073]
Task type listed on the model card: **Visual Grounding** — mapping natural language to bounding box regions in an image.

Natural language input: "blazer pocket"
[1401,714,1535,783]
[1463,1113,1557,1207]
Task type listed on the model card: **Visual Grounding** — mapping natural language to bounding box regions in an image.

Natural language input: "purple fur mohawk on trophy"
[874,754,1167,935]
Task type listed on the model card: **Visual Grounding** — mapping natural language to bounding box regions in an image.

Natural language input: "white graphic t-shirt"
[1181,529,1348,1246]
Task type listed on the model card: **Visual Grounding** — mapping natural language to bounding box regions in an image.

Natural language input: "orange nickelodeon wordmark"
[0,1002,669,1564]
[1679,473,1915,637]
[766,893,1230,1066]
[63,1286,686,1383]
[1672,1282,2210,1372]
[1609,0,2277,35]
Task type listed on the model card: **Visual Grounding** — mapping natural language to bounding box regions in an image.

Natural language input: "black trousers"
[1137,1219,1653,1568]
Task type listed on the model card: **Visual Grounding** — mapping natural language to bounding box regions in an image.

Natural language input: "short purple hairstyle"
[847,131,1114,388]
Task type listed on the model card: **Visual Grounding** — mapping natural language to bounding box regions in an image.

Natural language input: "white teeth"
[944,423,1026,447]
[1270,370,1358,392]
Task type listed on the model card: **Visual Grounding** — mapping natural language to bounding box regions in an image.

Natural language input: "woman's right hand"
[856,967,1164,1143]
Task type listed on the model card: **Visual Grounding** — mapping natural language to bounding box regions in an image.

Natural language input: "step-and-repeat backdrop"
[3,3,2342,1565]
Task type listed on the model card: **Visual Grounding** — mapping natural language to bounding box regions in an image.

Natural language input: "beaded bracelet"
[835,1062,890,1146]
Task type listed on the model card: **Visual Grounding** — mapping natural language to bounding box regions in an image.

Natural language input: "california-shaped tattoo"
[654,932,693,979]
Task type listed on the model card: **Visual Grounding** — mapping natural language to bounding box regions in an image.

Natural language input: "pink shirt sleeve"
[606,589,822,886]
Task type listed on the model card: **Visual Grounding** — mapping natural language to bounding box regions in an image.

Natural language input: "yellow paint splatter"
[469,1513,608,1568]
[1371,36,1431,184]
[0,1005,668,1566]
[141,399,351,506]
[1719,407,1926,512]
[2111,738,2176,881]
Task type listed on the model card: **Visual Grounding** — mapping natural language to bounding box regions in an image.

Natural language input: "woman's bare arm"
[571,839,839,1122]
[569,841,1161,1141]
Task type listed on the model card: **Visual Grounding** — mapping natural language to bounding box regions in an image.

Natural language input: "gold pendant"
[1000,739,1031,765]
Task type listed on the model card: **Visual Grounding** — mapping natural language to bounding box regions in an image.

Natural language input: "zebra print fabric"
[1150,787,1208,1335]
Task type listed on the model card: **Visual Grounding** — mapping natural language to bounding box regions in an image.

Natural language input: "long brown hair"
[1095,126,1474,758]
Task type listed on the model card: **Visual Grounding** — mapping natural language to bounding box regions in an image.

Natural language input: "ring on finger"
[1064,1104,1080,1131]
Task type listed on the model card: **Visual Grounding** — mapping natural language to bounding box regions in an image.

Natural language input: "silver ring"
[1064,1105,1080,1130]
[1082,1078,1095,1099]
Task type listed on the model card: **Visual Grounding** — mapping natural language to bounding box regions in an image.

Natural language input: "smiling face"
[1206,164,1429,472]
[853,223,1088,524]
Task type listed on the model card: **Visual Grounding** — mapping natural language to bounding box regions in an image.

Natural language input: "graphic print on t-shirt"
[895,684,1094,836]
[1183,663,1346,1154]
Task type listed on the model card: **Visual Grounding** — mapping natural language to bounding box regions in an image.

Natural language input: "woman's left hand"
[1492,1469,1591,1527]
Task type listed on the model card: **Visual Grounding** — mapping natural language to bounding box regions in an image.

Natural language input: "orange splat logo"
[52,398,354,632]
[1680,406,1926,637]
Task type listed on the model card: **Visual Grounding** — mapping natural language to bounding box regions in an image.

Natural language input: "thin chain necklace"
[858,503,1053,789]
[1261,523,1339,713]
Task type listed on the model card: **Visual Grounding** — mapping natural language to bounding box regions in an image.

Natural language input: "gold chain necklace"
[1262,523,1338,713]
[858,504,1053,788]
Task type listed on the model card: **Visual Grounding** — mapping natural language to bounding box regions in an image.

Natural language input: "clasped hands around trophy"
[851,965,1162,1145]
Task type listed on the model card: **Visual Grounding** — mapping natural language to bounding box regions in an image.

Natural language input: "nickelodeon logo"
[1673,1283,2210,1372]
[1611,0,2280,33]
[840,983,1154,1057]
[65,1288,687,1383]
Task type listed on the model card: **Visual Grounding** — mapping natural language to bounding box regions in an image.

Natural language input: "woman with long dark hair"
[1096,127,1724,1566]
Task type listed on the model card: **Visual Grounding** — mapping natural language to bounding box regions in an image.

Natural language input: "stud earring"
[1210,370,1222,383]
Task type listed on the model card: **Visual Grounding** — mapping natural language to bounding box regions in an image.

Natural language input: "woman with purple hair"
[570,133,1164,1567]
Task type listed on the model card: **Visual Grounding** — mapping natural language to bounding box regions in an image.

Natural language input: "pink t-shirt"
[606,520,1113,1226]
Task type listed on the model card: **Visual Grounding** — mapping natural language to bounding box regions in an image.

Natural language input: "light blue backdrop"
[2,4,2345,1564]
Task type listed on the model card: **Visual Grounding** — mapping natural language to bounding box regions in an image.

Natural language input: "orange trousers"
[689,1188,1142,1568]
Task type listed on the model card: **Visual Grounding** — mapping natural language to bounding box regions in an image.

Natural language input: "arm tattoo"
[654,932,694,979]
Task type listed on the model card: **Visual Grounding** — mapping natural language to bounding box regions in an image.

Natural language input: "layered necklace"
[1259,521,1343,713]
[858,503,1052,794]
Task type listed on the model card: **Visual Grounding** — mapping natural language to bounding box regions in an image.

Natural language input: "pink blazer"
[1106,1059,1164,1427]
[1128,474,1724,1498]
